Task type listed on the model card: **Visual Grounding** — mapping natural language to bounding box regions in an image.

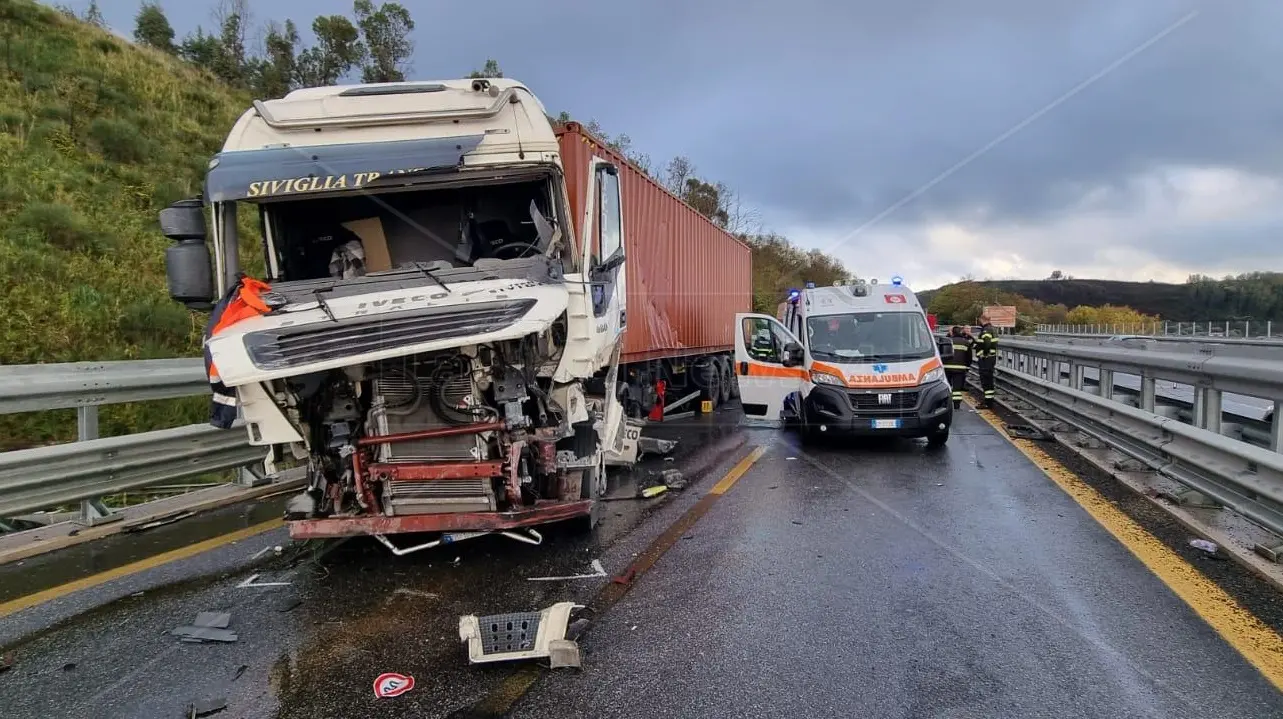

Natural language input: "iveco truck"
[160,78,751,553]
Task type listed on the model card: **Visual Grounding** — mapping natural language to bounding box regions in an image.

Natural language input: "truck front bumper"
[802,381,953,437]
[288,500,594,539]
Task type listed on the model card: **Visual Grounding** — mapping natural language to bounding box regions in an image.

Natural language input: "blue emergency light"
[891,275,903,286]
[787,289,801,301]
[805,281,816,289]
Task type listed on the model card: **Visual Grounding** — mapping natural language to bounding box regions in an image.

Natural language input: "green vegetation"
[0,3,842,451]
[922,273,1283,326]
[923,281,1159,333]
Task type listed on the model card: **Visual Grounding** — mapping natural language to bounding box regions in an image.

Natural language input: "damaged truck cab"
[161,79,632,546]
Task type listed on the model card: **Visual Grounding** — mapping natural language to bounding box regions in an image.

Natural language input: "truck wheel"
[697,358,721,411]
[718,357,733,405]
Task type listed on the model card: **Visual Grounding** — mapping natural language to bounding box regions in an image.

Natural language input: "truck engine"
[280,325,602,525]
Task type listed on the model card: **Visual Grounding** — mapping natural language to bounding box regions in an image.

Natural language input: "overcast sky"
[82,0,1283,290]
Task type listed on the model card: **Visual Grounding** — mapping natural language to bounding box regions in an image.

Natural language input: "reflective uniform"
[943,330,973,409]
[203,276,275,429]
[976,323,999,407]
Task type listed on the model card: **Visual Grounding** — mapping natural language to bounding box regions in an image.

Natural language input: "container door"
[582,159,627,366]
[734,313,806,426]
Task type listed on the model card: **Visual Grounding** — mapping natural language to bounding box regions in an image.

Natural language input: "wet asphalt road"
[3,408,1283,718]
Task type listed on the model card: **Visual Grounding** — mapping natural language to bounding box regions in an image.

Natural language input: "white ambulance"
[733,277,955,446]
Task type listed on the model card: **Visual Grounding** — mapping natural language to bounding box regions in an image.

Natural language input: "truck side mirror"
[782,341,804,367]
[161,198,214,310]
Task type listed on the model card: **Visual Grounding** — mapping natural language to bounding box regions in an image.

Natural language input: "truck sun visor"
[204,134,488,203]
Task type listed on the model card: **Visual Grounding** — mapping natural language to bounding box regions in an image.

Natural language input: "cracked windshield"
[3,1,1283,718]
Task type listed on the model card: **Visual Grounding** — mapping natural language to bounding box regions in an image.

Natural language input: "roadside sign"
[982,305,1017,328]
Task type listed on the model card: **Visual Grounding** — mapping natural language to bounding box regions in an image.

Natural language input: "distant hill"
[919,279,1190,319]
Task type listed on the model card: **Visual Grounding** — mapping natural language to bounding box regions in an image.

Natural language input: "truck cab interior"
[259,177,563,283]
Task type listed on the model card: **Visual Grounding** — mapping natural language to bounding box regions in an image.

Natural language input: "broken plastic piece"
[547,639,582,669]
[640,485,668,499]
[659,469,686,490]
[1006,424,1051,441]
[171,626,239,643]
[459,601,582,665]
[193,612,231,629]
[1190,539,1220,554]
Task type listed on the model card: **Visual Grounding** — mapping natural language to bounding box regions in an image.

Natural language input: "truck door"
[734,313,806,426]
[582,159,627,366]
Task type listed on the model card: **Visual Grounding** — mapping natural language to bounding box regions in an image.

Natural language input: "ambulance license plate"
[872,419,901,430]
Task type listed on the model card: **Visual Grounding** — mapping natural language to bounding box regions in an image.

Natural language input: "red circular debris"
[373,672,415,698]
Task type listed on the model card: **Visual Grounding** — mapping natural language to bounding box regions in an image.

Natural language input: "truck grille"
[243,299,536,370]
[849,390,919,411]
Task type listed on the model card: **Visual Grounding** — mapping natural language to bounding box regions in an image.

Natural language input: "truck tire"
[717,356,733,405]
[700,357,721,411]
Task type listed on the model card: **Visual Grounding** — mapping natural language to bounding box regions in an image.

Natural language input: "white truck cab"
[733,277,955,446]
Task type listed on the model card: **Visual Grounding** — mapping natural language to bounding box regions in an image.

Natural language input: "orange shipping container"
[556,123,753,364]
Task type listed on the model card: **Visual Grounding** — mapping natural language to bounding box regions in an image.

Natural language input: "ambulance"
[733,277,955,446]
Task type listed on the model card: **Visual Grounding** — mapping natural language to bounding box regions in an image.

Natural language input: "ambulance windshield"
[806,311,935,363]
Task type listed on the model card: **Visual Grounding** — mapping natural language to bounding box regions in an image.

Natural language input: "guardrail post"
[75,406,121,527]
[1099,368,1114,400]
[1192,387,1223,434]
[1272,401,1282,453]
[1068,362,1083,390]
[1140,375,1156,412]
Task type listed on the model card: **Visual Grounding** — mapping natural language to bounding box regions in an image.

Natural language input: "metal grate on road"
[477,611,542,654]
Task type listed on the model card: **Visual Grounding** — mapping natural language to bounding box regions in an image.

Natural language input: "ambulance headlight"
[810,370,845,387]
[919,367,945,385]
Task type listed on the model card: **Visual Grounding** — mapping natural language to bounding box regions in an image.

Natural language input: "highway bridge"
[2,334,1283,718]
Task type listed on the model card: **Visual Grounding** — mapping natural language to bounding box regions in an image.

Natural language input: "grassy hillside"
[0,1,254,447]
[920,277,1283,322]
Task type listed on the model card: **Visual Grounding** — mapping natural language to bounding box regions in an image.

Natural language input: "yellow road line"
[0,518,284,620]
[970,399,1283,691]
[710,446,767,495]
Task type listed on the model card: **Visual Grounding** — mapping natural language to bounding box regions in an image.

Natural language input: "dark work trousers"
[945,368,967,408]
[978,357,996,406]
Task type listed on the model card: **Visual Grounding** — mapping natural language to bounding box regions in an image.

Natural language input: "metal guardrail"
[0,359,261,526]
[989,335,1283,545]
[1037,320,1278,339]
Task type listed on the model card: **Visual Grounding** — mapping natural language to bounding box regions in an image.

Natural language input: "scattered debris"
[275,597,304,613]
[231,665,248,681]
[173,611,239,643]
[1005,424,1051,441]
[236,573,291,589]
[768,485,778,490]
[659,469,686,490]
[786,456,797,461]
[459,601,583,666]
[637,437,678,459]
[1189,539,1226,559]
[185,697,228,717]
[193,612,231,629]
[566,618,591,641]
[373,672,415,699]
[123,511,195,534]
[0,651,13,673]
[62,662,76,671]
[390,588,440,600]
[527,560,607,582]
[640,485,668,499]
[249,546,274,560]
[935,483,944,487]
[790,520,803,526]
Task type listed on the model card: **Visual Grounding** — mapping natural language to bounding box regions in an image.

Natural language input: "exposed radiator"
[369,365,496,516]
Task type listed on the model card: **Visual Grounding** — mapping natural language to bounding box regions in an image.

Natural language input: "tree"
[353,0,415,83]
[134,2,176,54]
[179,27,222,69]
[469,59,503,79]
[84,0,105,27]
[207,1,252,87]
[663,156,694,196]
[1048,270,1062,280]
[254,20,300,99]
[296,15,365,87]
[682,178,729,226]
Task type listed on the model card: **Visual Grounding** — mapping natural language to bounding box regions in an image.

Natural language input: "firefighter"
[943,325,973,409]
[975,315,999,408]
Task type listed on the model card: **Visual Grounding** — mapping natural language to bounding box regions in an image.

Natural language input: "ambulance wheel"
[717,357,733,405]
[926,426,950,449]
[799,406,822,445]
[728,359,741,399]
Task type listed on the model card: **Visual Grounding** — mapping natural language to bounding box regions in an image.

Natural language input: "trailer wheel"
[698,357,721,411]
[717,356,733,405]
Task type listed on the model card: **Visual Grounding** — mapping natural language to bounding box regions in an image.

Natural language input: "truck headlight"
[920,367,945,385]
[810,370,845,386]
